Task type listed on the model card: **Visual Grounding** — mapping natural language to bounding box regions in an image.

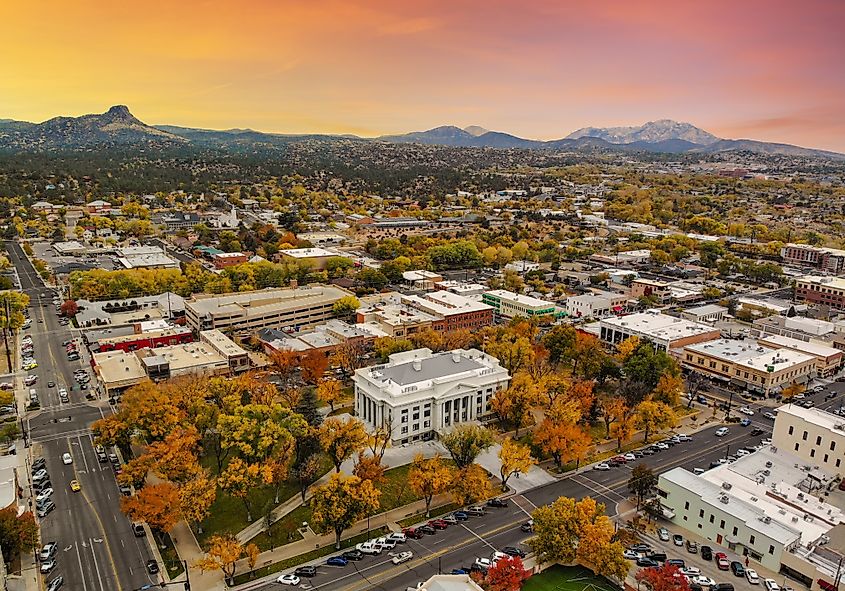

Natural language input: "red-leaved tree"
[636,564,690,591]
[471,555,532,591]
[60,300,78,317]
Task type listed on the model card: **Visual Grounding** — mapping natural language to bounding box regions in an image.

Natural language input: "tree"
[332,295,360,318]
[782,382,805,402]
[599,397,627,439]
[179,470,217,533]
[60,299,78,317]
[245,542,260,573]
[533,421,593,470]
[491,372,540,437]
[316,379,344,412]
[611,414,636,452]
[450,464,493,506]
[635,400,676,443]
[0,507,39,563]
[628,464,657,511]
[121,482,183,532]
[219,458,271,522]
[293,452,323,502]
[408,454,454,517]
[300,350,329,385]
[623,341,679,393]
[531,496,627,581]
[441,424,494,469]
[498,438,535,491]
[196,534,245,585]
[615,336,641,362]
[352,453,385,485]
[0,290,29,373]
[328,340,369,377]
[652,374,683,407]
[310,473,381,549]
[295,387,323,427]
[636,564,690,591]
[484,332,535,374]
[542,325,576,364]
[479,555,532,591]
[318,417,368,472]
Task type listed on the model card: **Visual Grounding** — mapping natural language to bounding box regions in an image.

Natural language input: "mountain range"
[0,105,841,160]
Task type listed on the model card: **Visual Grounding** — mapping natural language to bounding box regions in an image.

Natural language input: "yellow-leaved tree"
[309,473,381,549]
[318,417,368,473]
[498,437,536,491]
[408,454,455,517]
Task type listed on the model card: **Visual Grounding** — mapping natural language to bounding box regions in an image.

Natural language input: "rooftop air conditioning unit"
[722,482,732,490]
[761,516,771,524]
[792,516,800,523]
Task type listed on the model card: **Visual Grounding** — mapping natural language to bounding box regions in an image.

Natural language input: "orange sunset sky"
[2,0,845,151]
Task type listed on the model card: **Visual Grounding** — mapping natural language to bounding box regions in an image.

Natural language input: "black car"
[501,546,526,558]
[146,560,159,575]
[630,544,651,552]
[487,498,508,508]
[730,561,745,577]
[636,557,659,568]
[294,566,317,578]
[418,524,436,535]
[700,545,713,560]
[342,549,364,561]
[520,522,533,533]
[750,428,764,436]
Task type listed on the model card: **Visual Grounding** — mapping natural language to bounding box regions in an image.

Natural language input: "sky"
[2,0,845,151]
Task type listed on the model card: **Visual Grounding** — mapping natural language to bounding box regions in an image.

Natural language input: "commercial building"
[155,211,201,231]
[413,574,484,591]
[598,310,721,353]
[482,290,557,319]
[433,280,488,297]
[630,278,672,303]
[353,348,510,445]
[91,325,194,353]
[756,334,843,377]
[355,292,493,338]
[116,245,180,270]
[402,270,444,290]
[275,247,345,270]
[184,285,352,334]
[504,260,540,273]
[773,405,845,473]
[258,319,376,357]
[682,339,816,395]
[795,276,845,311]
[212,252,249,269]
[75,292,186,328]
[781,244,845,274]
[681,304,728,324]
[565,292,627,319]
[657,445,845,591]
[93,329,248,395]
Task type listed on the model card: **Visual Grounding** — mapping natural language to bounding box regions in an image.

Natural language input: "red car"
[612,455,628,463]
[715,552,730,570]
[428,519,449,530]
[402,527,423,540]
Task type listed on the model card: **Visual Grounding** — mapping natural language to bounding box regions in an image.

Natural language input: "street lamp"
[725,390,735,421]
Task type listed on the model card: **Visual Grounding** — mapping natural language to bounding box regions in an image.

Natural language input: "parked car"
[387,532,407,544]
[146,560,159,575]
[276,574,300,586]
[39,542,57,561]
[763,579,780,591]
[594,463,611,471]
[452,511,469,521]
[746,569,760,584]
[428,519,448,530]
[686,540,698,553]
[62,453,72,465]
[417,525,436,535]
[715,553,730,570]
[327,556,348,567]
[730,561,745,577]
[402,528,423,540]
[502,546,526,558]
[487,498,508,508]
[294,566,317,577]
[342,549,364,561]
[694,576,717,587]
[46,576,64,591]
[657,527,670,542]
[466,506,485,517]
[700,545,713,560]
[672,534,684,546]
[355,542,381,555]
[637,557,659,568]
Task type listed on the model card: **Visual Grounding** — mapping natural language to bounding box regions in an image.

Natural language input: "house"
[212,252,249,269]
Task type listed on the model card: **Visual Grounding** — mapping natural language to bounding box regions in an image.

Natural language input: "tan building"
[756,334,843,377]
[185,285,352,334]
[598,310,720,353]
[630,278,672,303]
[773,404,845,472]
[682,339,817,395]
[275,247,345,270]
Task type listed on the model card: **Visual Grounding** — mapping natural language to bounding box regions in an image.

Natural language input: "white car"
[736,449,751,457]
[764,579,780,591]
[655,442,670,450]
[374,537,396,549]
[693,576,717,587]
[680,567,701,576]
[746,569,759,584]
[35,488,54,503]
[392,551,413,564]
[677,434,692,442]
[657,527,670,541]
[276,574,300,586]
[387,532,407,544]
[593,463,611,471]
[623,549,640,560]
[62,453,72,465]
[355,542,381,555]
[739,406,755,416]
[715,427,729,437]
[761,438,773,446]
[623,453,636,461]
[474,558,493,570]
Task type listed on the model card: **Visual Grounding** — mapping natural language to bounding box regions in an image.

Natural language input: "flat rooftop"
[484,289,554,308]
[684,303,728,315]
[777,404,845,435]
[757,333,841,358]
[94,350,146,383]
[601,311,718,341]
[278,247,338,258]
[201,329,247,357]
[686,338,814,371]
[403,292,492,316]
[187,286,350,317]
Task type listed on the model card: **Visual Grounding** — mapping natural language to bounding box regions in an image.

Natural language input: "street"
[5,241,158,591]
[246,423,770,591]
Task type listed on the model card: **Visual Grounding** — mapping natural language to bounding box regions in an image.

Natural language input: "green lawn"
[251,505,308,552]
[522,565,620,591]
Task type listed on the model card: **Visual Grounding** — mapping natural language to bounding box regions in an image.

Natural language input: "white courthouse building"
[352,348,510,445]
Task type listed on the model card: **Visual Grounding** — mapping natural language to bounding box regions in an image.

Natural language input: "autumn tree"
[483,329,535,374]
[611,414,636,452]
[491,372,540,437]
[316,379,344,412]
[478,555,532,591]
[179,470,217,533]
[636,564,690,591]
[310,473,381,549]
[534,421,593,470]
[196,534,245,585]
[441,424,494,469]
[531,496,627,581]
[782,382,805,401]
[366,419,392,463]
[293,452,323,502]
[408,454,455,517]
[450,464,493,506]
[219,458,271,521]
[328,340,369,377]
[615,336,641,362]
[0,508,39,563]
[300,349,329,385]
[498,437,535,491]
[121,482,183,532]
[635,400,676,443]
[59,299,79,317]
[628,464,657,511]
[623,340,679,393]
[651,373,683,407]
[332,295,360,318]
[353,453,386,485]
[599,397,626,439]
[318,417,368,472]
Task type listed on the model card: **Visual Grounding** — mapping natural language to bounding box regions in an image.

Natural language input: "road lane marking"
[460,523,496,552]
[74,541,91,591]
[90,537,107,591]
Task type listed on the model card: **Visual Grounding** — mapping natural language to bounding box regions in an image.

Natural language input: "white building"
[597,310,720,352]
[353,348,510,445]
[116,245,180,270]
[482,290,556,319]
[681,304,728,324]
[565,292,627,319]
[504,260,540,274]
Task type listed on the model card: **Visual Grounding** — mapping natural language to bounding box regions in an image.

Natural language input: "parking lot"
[31,241,119,275]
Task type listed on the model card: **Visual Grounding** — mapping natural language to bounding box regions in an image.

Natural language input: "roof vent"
[413,360,422,371]
[720,496,729,505]
[722,482,732,490]
[452,351,461,363]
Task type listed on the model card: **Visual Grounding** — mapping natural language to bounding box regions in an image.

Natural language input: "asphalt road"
[247,424,769,591]
[5,241,157,591]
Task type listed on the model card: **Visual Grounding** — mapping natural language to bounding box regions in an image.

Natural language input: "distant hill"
[0,105,186,150]
[565,119,719,145]
[0,107,842,160]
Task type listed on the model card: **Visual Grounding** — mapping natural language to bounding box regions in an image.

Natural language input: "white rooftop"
[777,404,845,436]
[484,289,554,308]
[402,291,492,316]
[757,334,841,358]
[601,310,717,341]
[798,275,845,289]
[686,338,814,371]
[279,247,338,258]
[403,270,442,281]
[685,303,728,315]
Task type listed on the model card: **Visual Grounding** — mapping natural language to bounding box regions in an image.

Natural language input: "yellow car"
[70,480,81,492]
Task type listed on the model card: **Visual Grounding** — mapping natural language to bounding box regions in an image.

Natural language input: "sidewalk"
[235,440,448,543]
[232,492,451,576]
[171,520,227,591]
